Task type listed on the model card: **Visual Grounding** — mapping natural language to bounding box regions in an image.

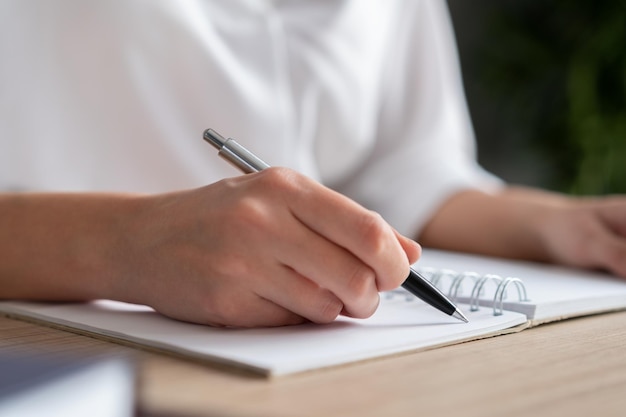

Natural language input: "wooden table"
[1,311,625,417]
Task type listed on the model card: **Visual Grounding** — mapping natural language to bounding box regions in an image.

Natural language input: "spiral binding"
[386,267,530,316]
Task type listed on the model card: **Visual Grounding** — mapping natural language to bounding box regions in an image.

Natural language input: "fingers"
[549,203,626,279]
[299,206,409,291]
[585,204,626,277]
[596,197,626,237]
[199,262,345,327]
[261,169,415,291]
[204,294,308,328]
[273,224,380,318]
[248,168,419,316]
[255,264,345,323]
[592,235,626,278]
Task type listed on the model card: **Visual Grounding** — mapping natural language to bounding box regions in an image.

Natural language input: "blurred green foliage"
[463,1,626,194]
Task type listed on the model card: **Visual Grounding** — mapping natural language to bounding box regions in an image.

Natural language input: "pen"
[202,128,469,323]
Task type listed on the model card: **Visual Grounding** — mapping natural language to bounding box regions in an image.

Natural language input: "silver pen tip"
[452,309,469,323]
[203,128,227,150]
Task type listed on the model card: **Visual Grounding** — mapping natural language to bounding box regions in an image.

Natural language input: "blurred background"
[447,0,625,195]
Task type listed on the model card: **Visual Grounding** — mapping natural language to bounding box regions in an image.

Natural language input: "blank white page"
[0,297,527,376]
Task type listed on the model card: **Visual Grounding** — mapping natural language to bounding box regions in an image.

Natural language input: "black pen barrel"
[401,268,456,316]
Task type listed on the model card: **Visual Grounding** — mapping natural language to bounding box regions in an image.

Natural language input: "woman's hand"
[536,196,626,278]
[419,187,626,279]
[102,167,421,327]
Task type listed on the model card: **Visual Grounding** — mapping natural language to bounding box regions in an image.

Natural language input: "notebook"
[0,298,527,377]
[1,249,625,376]
[417,249,626,326]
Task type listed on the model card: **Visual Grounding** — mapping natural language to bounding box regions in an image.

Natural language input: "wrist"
[94,193,155,304]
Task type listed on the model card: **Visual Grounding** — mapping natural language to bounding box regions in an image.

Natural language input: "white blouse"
[0,0,501,236]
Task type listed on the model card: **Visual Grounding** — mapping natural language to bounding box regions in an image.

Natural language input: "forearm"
[0,193,141,300]
[418,186,571,262]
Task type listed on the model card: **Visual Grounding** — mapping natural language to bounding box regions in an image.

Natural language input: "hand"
[537,196,626,278]
[418,187,626,279]
[113,168,420,327]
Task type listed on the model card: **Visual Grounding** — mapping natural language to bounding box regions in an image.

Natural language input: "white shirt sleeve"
[335,0,503,237]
